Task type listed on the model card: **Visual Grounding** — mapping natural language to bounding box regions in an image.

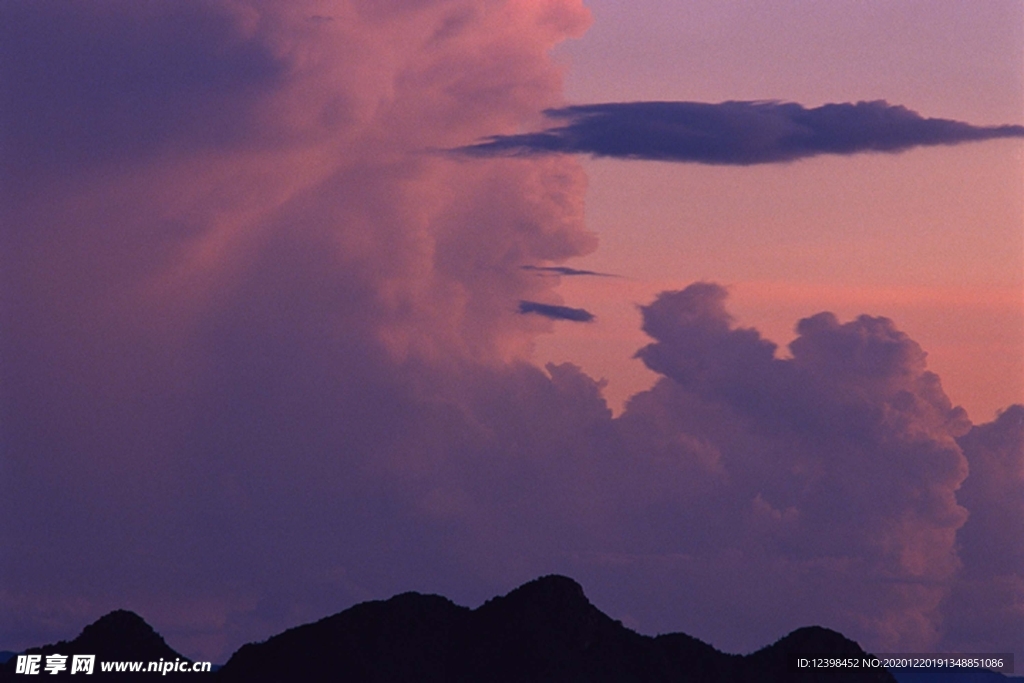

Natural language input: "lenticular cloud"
[458,100,1024,164]
[1,0,1020,668]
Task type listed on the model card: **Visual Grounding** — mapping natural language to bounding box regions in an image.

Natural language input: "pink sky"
[537,0,1024,422]
[2,0,1021,666]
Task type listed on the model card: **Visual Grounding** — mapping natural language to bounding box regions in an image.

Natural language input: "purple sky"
[2,0,1022,665]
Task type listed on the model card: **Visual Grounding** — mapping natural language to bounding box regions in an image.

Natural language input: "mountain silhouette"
[5,577,1017,682]
[218,575,896,682]
[0,609,192,681]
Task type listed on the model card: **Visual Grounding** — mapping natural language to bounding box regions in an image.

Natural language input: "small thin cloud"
[518,300,595,322]
[458,100,1024,165]
[521,265,618,278]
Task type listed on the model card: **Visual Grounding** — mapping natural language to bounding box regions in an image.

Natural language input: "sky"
[2,0,1022,667]
[536,0,1024,422]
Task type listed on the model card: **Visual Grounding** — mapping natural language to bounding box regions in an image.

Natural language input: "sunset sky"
[536,0,1024,421]
[2,0,1022,666]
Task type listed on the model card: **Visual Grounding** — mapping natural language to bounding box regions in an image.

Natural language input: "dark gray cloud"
[458,100,1024,164]
[518,300,595,322]
[521,265,617,277]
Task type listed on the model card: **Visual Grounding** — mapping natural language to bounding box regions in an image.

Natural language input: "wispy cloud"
[518,300,595,322]
[520,265,617,277]
[459,100,1024,165]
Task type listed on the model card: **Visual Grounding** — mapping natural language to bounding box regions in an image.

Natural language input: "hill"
[219,575,894,682]
[8,576,1016,682]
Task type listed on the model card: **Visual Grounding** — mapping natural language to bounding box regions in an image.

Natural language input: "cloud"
[940,406,1024,658]
[609,283,971,651]
[457,100,1024,164]
[1,0,596,660]
[0,1,285,180]
[521,265,617,277]
[518,300,596,322]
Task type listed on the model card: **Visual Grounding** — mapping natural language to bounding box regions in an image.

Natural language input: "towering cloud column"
[1,0,595,658]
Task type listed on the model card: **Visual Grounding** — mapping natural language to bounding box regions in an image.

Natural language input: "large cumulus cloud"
[941,406,1024,659]
[1,0,595,658]
[609,284,971,650]
[2,0,1020,668]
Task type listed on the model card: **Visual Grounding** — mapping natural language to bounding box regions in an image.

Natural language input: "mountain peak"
[489,574,589,609]
[515,573,586,595]
[471,573,608,640]
[69,609,182,662]
[0,610,189,682]
[770,625,867,653]
[78,610,157,641]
